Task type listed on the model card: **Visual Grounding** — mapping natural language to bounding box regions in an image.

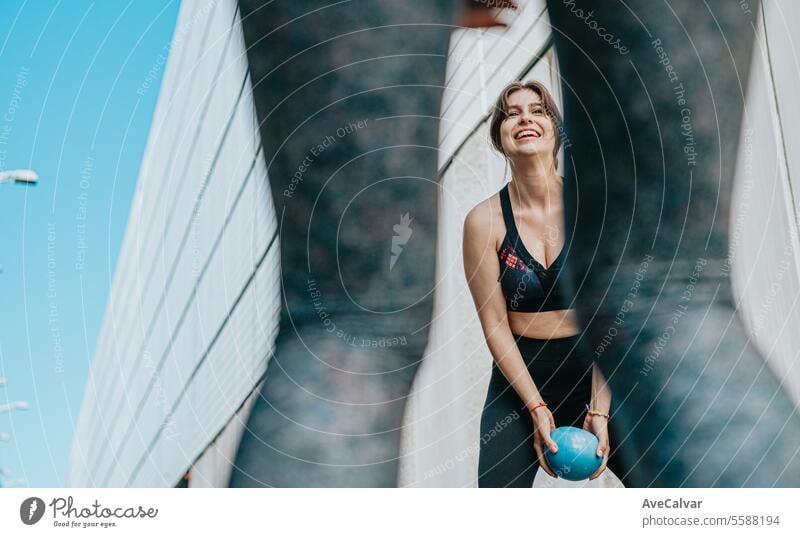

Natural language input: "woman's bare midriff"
[508,309,580,339]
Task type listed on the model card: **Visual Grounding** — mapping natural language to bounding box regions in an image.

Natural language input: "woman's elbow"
[478,312,510,339]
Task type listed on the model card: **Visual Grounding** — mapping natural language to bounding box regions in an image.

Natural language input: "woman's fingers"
[459,0,518,28]
[539,427,558,454]
[540,457,558,478]
[532,409,559,477]
[589,443,609,480]
[545,412,557,450]
[534,442,558,478]
[589,455,608,480]
[532,409,558,453]
[582,415,591,431]
[540,452,558,478]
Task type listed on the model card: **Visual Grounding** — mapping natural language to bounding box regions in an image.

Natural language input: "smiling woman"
[489,80,563,170]
[463,80,633,488]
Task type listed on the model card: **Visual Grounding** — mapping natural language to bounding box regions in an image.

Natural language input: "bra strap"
[499,183,520,242]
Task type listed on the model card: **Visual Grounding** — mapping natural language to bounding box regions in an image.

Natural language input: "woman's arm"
[462,202,545,412]
[463,200,559,476]
[584,364,612,479]
[589,364,612,415]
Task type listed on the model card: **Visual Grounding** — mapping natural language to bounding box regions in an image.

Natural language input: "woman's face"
[499,88,557,163]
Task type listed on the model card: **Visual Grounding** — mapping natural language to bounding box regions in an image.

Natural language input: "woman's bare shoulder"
[464,191,504,243]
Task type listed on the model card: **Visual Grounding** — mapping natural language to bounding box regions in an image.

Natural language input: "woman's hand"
[459,0,518,29]
[582,413,610,480]
[531,406,559,478]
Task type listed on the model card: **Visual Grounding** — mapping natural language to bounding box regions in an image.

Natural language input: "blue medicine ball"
[544,426,602,481]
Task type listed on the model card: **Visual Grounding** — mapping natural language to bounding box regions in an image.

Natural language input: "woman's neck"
[508,157,559,209]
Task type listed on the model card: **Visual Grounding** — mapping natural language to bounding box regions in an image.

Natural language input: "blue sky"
[0,0,180,487]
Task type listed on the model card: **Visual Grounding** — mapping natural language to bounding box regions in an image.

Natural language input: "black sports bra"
[496,183,568,313]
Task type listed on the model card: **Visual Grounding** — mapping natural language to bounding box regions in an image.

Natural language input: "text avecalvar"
[642,498,703,509]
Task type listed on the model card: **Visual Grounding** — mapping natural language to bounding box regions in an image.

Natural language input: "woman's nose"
[518,112,533,124]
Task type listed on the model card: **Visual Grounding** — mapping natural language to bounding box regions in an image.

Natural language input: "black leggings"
[478,335,632,488]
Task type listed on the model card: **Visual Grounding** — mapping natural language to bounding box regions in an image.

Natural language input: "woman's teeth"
[515,130,539,140]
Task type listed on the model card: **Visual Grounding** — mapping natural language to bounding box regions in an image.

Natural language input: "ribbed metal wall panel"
[730,3,800,407]
[67,0,279,486]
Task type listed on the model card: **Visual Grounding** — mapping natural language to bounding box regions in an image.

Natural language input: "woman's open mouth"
[514,129,541,141]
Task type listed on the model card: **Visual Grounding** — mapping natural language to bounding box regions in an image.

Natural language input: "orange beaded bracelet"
[585,404,610,419]
[528,401,548,413]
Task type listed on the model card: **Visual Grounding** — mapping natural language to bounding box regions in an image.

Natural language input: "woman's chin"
[510,145,549,160]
